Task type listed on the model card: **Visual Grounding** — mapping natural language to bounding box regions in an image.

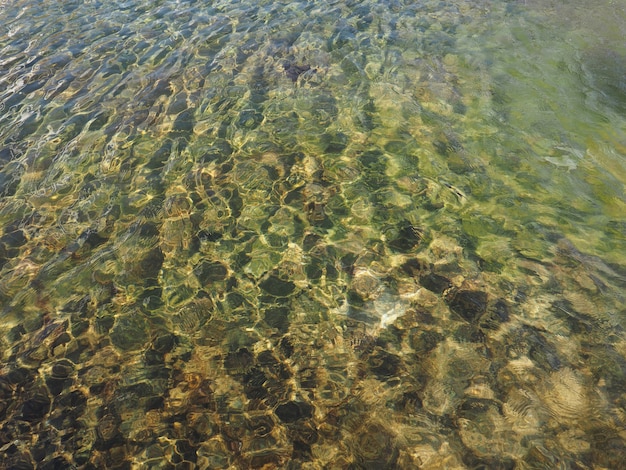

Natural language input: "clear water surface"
[0,0,625,468]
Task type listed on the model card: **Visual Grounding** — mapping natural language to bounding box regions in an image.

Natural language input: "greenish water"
[1,0,625,468]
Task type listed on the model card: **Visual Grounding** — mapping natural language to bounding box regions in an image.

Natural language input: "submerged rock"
[446,290,488,322]
[274,400,313,423]
[21,392,51,422]
[193,260,228,284]
[110,311,149,351]
[386,221,425,253]
[283,62,314,82]
[420,272,452,294]
[259,275,296,297]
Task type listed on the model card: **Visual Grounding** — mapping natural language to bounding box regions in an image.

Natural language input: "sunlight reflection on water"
[0,0,625,468]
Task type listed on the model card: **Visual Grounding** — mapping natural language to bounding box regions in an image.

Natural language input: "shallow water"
[1,0,625,468]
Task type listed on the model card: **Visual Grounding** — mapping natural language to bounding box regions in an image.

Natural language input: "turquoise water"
[1,0,625,468]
